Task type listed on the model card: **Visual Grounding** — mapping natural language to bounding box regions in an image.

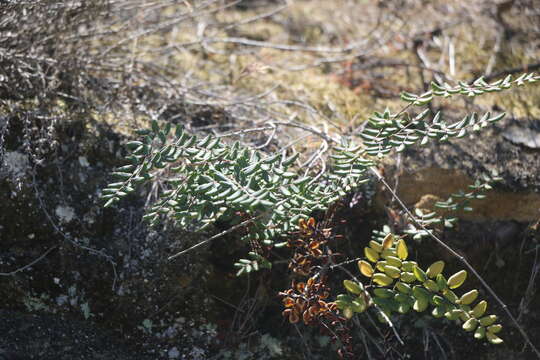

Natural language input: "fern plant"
[103,72,538,249]
[337,233,503,344]
[101,118,372,268]
[404,175,501,240]
[103,72,540,357]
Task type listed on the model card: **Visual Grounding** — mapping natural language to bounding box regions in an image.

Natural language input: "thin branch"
[202,36,368,54]
[222,1,288,30]
[0,245,59,276]
[168,214,264,260]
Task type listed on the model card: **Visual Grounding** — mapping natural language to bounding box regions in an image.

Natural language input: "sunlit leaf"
[396,239,408,260]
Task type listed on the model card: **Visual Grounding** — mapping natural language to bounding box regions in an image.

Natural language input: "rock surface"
[1,114,539,359]
[378,115,540,222]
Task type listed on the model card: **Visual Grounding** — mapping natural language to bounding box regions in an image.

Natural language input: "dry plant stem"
[370,166,540,359]
[31,171,113,262]
[31,167,119,290]
[167,214,264,260]
[99,0,238,57]
[201,36,368,54]
[222,1,288,30]
[293,323,315,359]
[0,245,59,276]
[517,246,539,322]
[357,325,375,360]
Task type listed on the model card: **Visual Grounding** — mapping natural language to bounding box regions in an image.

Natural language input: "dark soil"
[0,310,153,360]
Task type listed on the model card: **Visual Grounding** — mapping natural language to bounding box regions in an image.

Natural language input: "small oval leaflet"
[364,247,380,263]
[426,260,445,278]
[472,300,488,318]
[447,270,467,289]
[358,260,374,278]
[412,265,427,283]
[382,233,394,250]
[343,280,363,295]
[396,239,408,260]
[373,273,393,286]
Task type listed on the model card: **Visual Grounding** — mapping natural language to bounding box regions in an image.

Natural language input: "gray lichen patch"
[2,151,29,179]
[55,205,76,224]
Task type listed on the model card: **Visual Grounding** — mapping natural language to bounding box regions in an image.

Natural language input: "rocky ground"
[1,105,539,360]
[1,0,540,359]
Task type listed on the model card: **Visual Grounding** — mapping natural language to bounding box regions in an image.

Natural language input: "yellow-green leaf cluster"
[339,231,503,345]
